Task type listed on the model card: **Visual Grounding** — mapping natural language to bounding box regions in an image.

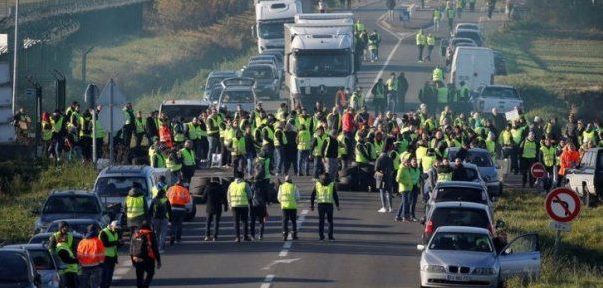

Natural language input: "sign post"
[544,188,581,256]
[531,162,546,179]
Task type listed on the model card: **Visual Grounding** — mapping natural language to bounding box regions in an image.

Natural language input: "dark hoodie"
[310,174,339,207]
[123,187,149,228]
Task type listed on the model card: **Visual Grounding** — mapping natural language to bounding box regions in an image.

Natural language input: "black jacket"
[321,135,339,158]
[311,174,340,207]
[374,152,394,190]
[202,182,228,214]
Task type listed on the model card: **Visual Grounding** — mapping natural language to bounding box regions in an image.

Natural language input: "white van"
[449,47,495,91]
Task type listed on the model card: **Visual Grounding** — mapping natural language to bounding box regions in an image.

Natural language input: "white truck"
[284,13,356,108]
[254,0,302,53]
[449,46,495,91]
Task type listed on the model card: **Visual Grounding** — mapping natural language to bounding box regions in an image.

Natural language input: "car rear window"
[42,196,101,214]
[481,87,520,99]
[95,177,148,198]
[435,187,487,204]
[29,250,55,270]
[0,252,29,282]
[455,31,480,41]
[451,167,480,182]
[431,207,490,229]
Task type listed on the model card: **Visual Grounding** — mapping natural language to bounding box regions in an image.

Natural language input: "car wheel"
[185,204,197,221]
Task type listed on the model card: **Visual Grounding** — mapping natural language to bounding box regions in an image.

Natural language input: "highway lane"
[112,3,488,288]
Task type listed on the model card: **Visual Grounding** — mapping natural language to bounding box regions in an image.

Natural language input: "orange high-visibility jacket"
[77,237,105,267]
[167,184,191,207]
[159,124,173,148]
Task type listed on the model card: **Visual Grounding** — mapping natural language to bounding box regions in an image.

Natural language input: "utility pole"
[11,0,20,115]
[81,46,94,92]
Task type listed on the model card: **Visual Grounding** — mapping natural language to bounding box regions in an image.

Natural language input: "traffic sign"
[549,221,571,232]
[545,188,581,223]
[531,162,546,179]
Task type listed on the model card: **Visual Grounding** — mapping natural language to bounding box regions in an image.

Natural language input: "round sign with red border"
[530,162,546,179]
[545,188,581,223]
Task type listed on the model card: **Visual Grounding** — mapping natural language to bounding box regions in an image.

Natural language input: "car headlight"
[421,264,446,273]
[472,267,496,275]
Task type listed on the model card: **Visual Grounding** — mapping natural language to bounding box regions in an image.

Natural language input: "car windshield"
[292,50,351,77]
[95,177,148,198]
[0,252,29,282]
[47,222,99,235]
[455,31,480,42]
[480,87,520,99]
[29,249,55,270]
[451,38,475,46]
[209,86,223,101]
[206,75,234,88]
[435,187,487,204]
[458,24,479,30]
[430,232,493,253]
[242,66,274,80]
[431,207,490,229]
[221,90,254,104]
[258,19,292,39]
[42,195,100,214]
[449,150,494,167]
[160,105,208,122]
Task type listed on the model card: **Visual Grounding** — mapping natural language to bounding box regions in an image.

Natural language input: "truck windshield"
[293,51,351,77]
[259,19,292,40]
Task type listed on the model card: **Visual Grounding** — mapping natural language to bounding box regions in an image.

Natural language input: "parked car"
[418,226,541,287]
[0,248,42,288]
[426,181,492,216]
[422,201,494,244]
[3,244,61,288]
[159,100,211,122]
[46,219,102,237]
[472,85,523,113]
[447,148,502,198]
[33,190,108,234]
[93,165,196,221]
[218,77,258,112]
[454,29,483,46]
[565,147,603,206]
[454,23,481,34]
[203,71,238,101]
[241,64,280,99]
[29,233,83,250]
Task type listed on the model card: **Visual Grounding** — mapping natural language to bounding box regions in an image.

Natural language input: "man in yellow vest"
[278,175,300,241]
[186,117,203,162]
[99,221,121,288]
[123,184,149,235]
[433,7,442,31]
[426,33,436,62]
[54,232,80,288]
[149,138,166,168]
[228,172,252,242]
[311,172,340,241]
[134,111,146,148]
[179,140,197,183]
[436,81,449,113]
[416,29,427,62]
[297,124,312,176]
[311,126,328,180]
[520,131,539,188]
[539,137,557,192]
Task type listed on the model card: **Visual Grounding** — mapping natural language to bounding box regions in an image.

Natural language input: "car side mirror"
[416,244,425,251]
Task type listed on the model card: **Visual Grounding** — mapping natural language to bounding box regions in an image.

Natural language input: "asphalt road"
[112,2,487,287]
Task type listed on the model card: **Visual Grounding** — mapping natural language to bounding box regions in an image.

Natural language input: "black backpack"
[130,231,149,258]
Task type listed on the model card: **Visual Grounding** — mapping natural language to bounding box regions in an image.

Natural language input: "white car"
[472,85,524,113]
[418,226,541,288]
[426,181,493,217]
[218,77,258,112]
[455,23,481,34]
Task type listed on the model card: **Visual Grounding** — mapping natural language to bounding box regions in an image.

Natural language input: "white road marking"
[260,274,275,288]
[262,258,301,270]
[113,267,130,275]
[277,209,309,258]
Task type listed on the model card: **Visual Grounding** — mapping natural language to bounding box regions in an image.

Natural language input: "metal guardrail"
[0,0,151,25]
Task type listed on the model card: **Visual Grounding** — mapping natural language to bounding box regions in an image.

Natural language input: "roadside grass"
[495,189,603,287]
[71,11,255,104]
[485,26,603,117]
[0,162,97,244]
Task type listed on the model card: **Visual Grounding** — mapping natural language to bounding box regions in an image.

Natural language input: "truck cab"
[254,0,302,53]
[284,13,356,109]
[566,147,603,206]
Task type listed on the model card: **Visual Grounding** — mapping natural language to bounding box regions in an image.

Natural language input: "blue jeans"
[100,258,116,288]
[246,155,255,176]
[80,265,102,288]
[387,92,396,112]
[298,150,310,175]
[207,136,219,165]
[275,147,285,174]
[152,218,169,251]
[396,191,411,219]
[409,186,419,218]
[313,156,324,179]
[379,188,392,209]
[170,209,185,241]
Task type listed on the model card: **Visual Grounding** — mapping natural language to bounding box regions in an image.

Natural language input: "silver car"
[426,181,493,217]
[447,148,502,198]
[3,244,61,288]
[218,77,258,112]
[418,226,541,288]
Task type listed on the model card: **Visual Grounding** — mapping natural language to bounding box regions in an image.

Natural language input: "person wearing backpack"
[130,221,161,288]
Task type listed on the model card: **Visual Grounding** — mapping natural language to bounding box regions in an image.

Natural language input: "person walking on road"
[433,7,442,31]
[408,158,422,222]
[386,73,398,112]
[180,140,197,183]
[55,232,80,288]
[375,148,394,213]
[416,29,427,62]
[395,158,413,222]
[77,225,105,288]
[130,221,161,288]
[124,183,149,235]
[296,124,312,176]
[227,172,252,242]
[149,188,172,252]
[278,175,300,241]
[396,73,409,113]
[372,78,387,116]
[201,178,228,241]
[519,131,539,188]
[250,169,270,240]
[99,221,121,288]
[311,172,340,241]
[445,4,456,31]
[426,33,436,62]
[167,178,191,245]
[322,130,340,180]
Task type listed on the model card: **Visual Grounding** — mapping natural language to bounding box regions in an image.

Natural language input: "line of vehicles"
[443,22,523,114]
[417,147,541,288]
